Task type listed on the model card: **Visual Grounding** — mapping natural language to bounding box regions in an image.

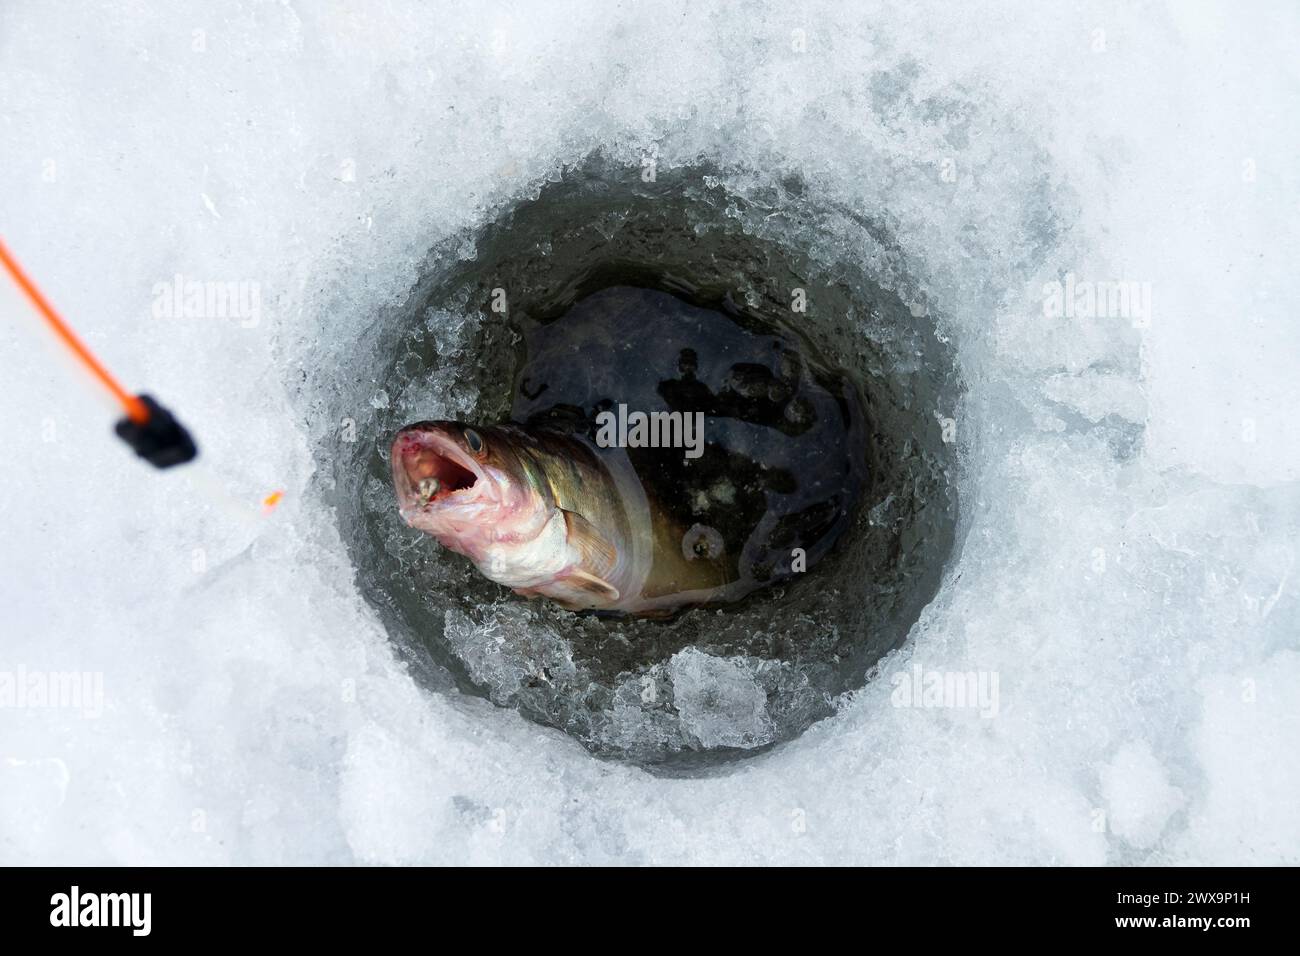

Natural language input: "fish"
[390,421,734,616]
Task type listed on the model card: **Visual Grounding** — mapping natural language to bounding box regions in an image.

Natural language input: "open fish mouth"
[392,427,483,513]
[413,456,478,504]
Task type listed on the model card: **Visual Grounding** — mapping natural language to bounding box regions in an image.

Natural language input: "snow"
[1,0,1297,864]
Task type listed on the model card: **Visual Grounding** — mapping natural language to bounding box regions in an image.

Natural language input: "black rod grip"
[114,394,198,468]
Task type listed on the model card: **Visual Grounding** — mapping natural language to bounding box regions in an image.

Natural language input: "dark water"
[513,284,871,605]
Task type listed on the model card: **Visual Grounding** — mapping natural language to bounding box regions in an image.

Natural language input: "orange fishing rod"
[0,236,198,467]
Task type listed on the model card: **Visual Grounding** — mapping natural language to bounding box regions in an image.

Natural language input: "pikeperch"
[391,421,733,616]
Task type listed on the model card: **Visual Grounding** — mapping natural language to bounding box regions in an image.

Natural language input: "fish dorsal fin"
[561,508,618,580]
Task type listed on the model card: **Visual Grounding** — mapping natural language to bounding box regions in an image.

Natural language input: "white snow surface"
[1,0,1298,864]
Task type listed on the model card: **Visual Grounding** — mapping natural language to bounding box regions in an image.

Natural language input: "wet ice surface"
[2,1,1299,862]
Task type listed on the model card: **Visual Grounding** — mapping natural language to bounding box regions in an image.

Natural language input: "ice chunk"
[1100,742,1185,851]
[668,649,773,750]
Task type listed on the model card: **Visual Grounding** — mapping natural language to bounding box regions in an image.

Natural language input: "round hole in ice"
[324,157,961,768]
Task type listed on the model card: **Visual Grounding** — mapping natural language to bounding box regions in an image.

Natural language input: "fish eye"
[463,429,484,454]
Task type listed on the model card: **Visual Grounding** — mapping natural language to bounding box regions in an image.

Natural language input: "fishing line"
[0,238,150,426]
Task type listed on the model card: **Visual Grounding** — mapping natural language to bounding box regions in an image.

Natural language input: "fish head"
[390,421,546,557]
